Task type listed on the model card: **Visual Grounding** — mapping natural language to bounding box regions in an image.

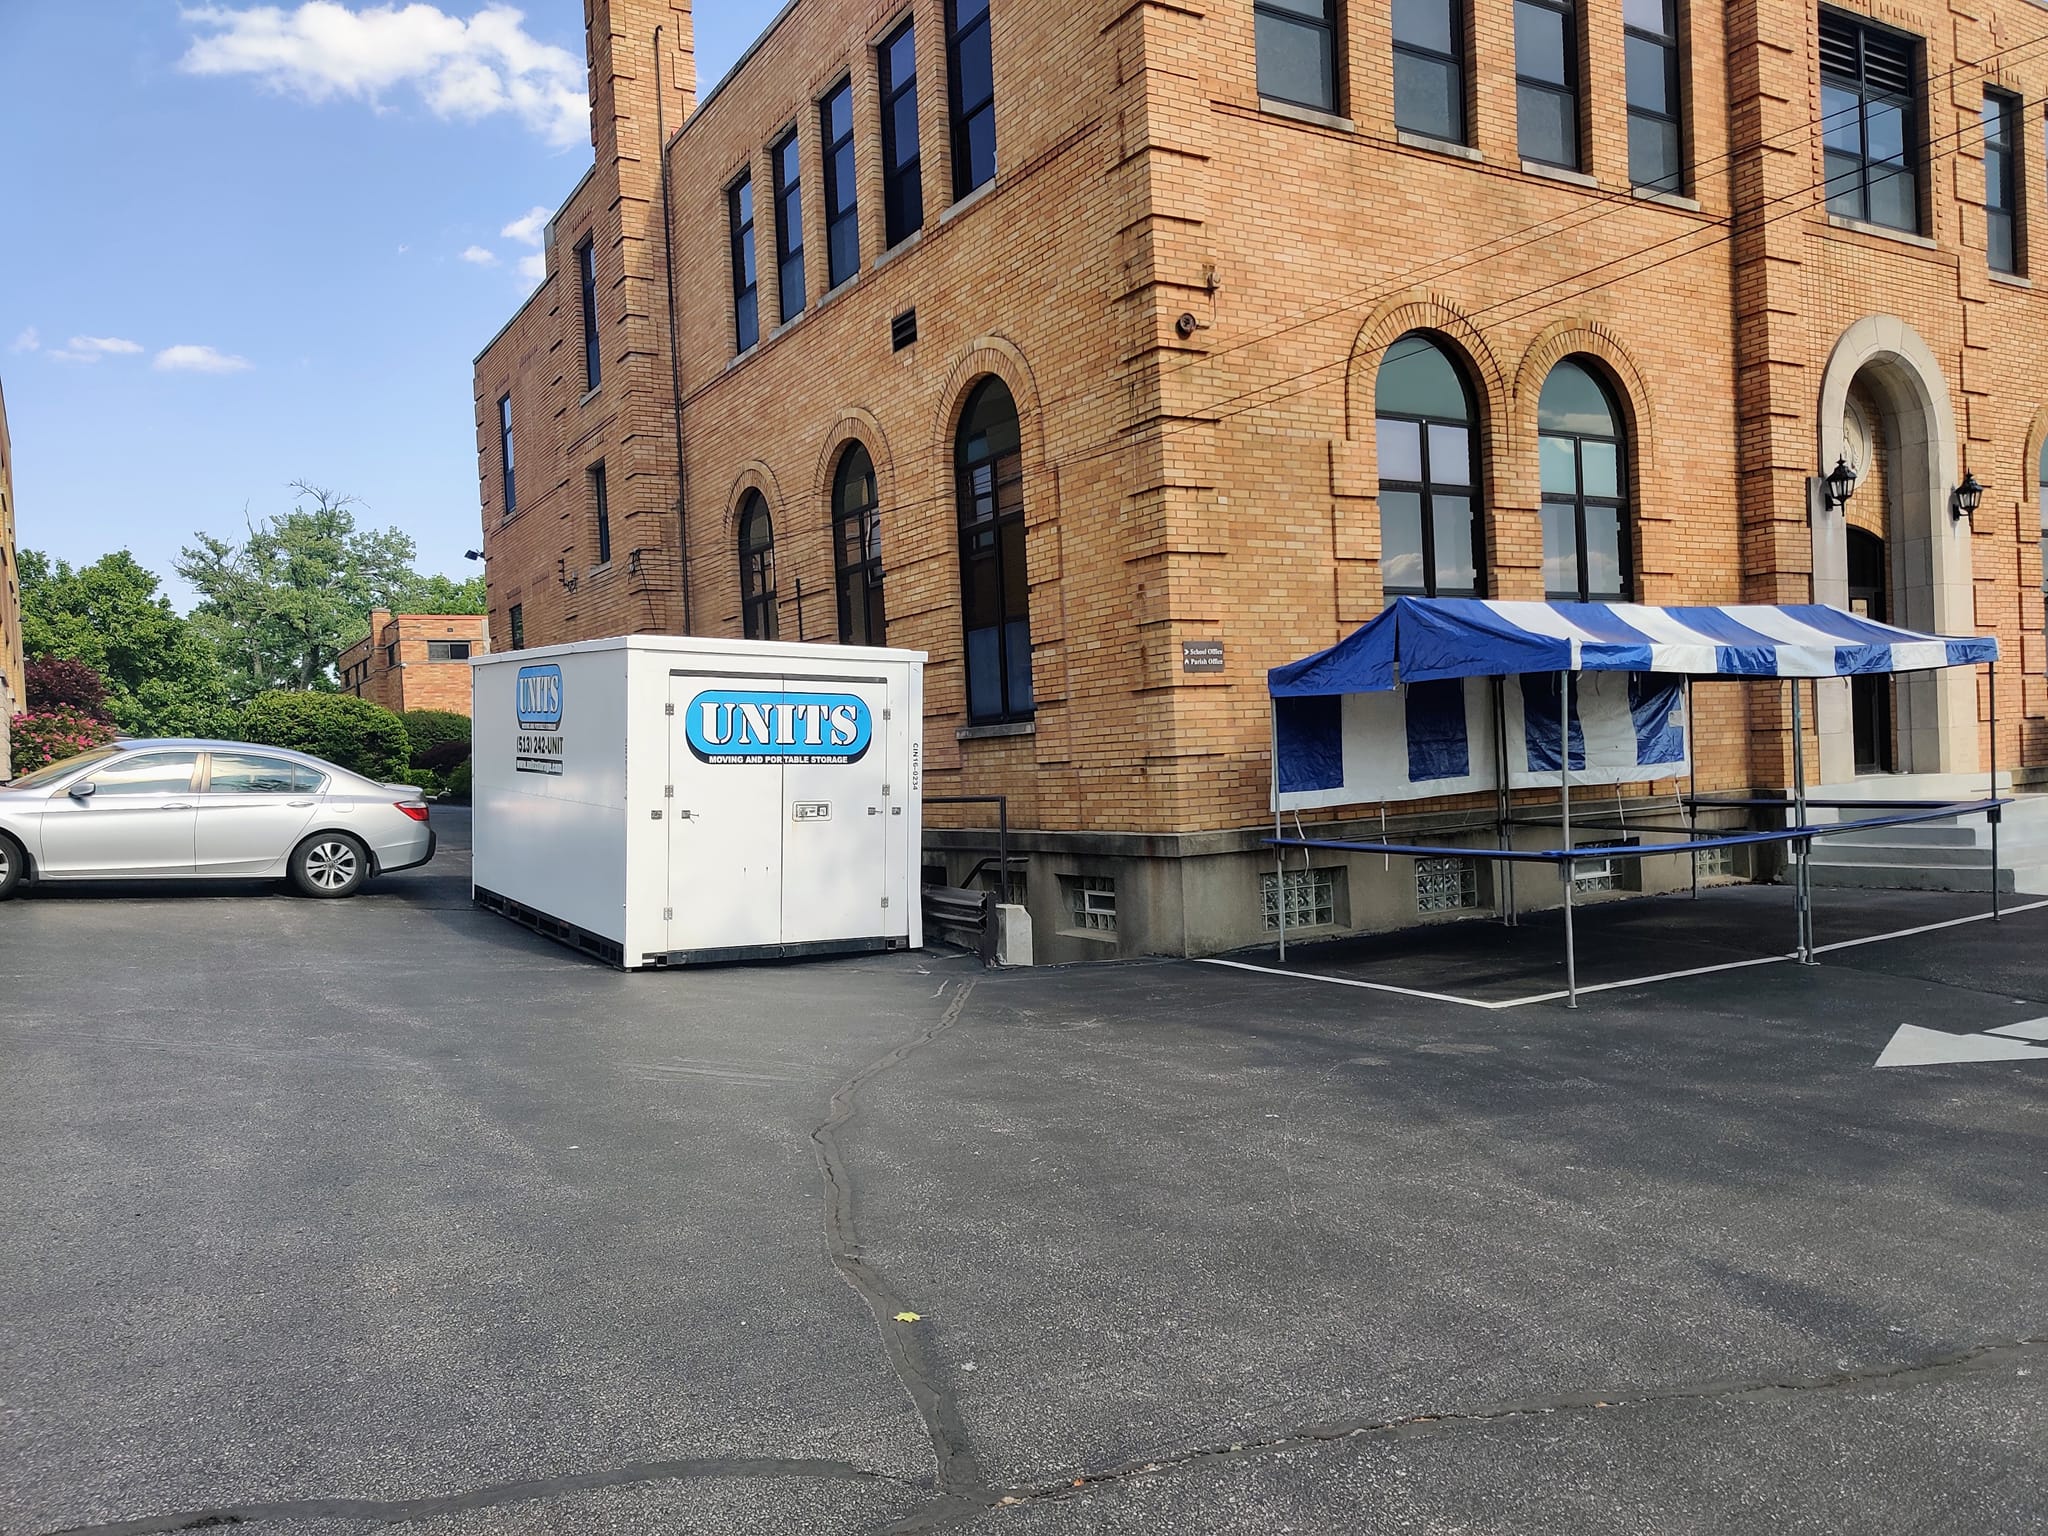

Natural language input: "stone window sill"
[1825,214,1938,251]
[1989,269,2033,289]
[873,230,924,273]
[941,178,998,224]
[1258,97,1355,134]
[579,386,601,407]
[958,720,1036,742]
[1398,130,1481,162]
[1521,159,1598,190]
[1632,185,1701,212]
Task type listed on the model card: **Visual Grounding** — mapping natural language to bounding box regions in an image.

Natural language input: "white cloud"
[50,335,145,364]
[9,326,39,353]
[517,251,546,283]
[501,204,549,246]
[155,343,255,373]
[179,3,587,148]
[459,244,498,265]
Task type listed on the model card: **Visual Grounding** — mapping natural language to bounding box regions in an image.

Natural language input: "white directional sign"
[1875,1021,2048,1069]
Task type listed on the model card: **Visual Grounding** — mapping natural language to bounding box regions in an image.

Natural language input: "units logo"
[686,690,872,765]
[515,664,563,730]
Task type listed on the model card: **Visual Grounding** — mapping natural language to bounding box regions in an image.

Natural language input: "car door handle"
[161,803,195,811]
[288,799,317,807]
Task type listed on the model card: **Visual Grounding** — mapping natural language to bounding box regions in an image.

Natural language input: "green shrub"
[443,761,473,803]
[401,709,471,765]
[238,692,411,782]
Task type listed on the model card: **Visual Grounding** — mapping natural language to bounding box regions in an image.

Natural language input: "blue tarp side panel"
[1629,675,1687,765]
[1275,695,1343,793]
[1404,679,1471,783]
[1266,607,1400,696]
[1520,674,1586,773]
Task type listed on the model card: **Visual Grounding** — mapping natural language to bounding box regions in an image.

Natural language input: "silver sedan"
[0,738,435,900]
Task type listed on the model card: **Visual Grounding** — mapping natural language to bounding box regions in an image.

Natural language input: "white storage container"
[470,635,925,969]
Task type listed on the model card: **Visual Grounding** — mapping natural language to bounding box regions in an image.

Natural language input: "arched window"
[737,492,778,640]
[1375,333,1482,597]
[834,443,885,646]
[956,377,1033,723]
[1538,359,1630,601]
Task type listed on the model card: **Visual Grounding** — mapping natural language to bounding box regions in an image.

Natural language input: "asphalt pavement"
[1,808,2042,1534]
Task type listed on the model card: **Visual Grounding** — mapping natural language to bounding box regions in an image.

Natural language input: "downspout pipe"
[654,25,692,633]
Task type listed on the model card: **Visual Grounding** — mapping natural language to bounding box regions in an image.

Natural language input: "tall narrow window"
[1254,0,1337,114]
[738,493,778,641]
[576,236,601,390]
[508,603,525,649]
[833,443,886,646]
[1538,359,1631,602]
[773,129,806,322]
[1392,0,1464,144]
[1624,0,1682,191]
[1515,0,1579,169]
[821,79,860,287]
[1984,91,2021,274]
[879,20,924,247]
[590,462,612,567]
[2037,440,2046,598]
[729,174,759,352]
[1820,12,1919,233]
[497,394,516,519]
[948,0,996,197]
[1374,334,1482,598]
[956,378,1033,723]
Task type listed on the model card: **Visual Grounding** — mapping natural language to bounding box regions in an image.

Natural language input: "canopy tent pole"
[1494,677,1516,928]
[1991,659,2002,922]
[1686,678,1699,900]
[1790,678,1814,964]
[1560,670,1577,1008]
[1271,702,1286,964]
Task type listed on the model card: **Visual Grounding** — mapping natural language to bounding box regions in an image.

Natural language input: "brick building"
[1,375,21,779]
[475,0,2048,960]
[338,611,491,716]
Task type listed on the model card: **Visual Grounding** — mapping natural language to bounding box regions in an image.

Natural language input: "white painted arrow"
[1875,1024,2048,1069]
[1986,1018,2048,1041]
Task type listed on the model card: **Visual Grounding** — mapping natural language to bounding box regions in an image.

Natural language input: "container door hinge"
[881,896,890,908]
[883,708,893,720]
[662,908,673,921]
[664,785,675,798]
[664,703,676,716]
[881,784,891,797]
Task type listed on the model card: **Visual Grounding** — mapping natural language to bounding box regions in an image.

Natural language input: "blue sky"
[0,1,773,607]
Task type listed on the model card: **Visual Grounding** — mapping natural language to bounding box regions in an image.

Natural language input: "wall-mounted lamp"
[1951,471,1984,524]
[464,549,485,562]
[1822,454,1859,510]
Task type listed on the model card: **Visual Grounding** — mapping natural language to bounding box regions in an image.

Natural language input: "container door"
[779,675,891,946]
[667,674,786,954]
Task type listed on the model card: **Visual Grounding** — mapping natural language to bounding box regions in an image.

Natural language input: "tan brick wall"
[477,0,2048,847]
[340,612,490,717]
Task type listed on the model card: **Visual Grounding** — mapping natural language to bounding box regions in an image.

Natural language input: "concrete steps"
[1804,783,2048,896]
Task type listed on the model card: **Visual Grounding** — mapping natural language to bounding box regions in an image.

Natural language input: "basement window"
[1415,856,1478,913]
[1263,866,1336,930]
[1061,874,1117,933]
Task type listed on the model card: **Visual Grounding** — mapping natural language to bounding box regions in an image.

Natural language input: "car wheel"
[0,832,24,900]
[290,832,370,898]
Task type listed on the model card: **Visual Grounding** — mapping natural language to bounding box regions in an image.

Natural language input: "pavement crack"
[810,980,993,1506]
[34,1456,916,1535]
[1000,1335,2048,1512]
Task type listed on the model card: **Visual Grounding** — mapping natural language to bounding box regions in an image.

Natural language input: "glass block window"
[1263,867,1336,930]
[1573,857,1618,892]
[1416,856,1478,913]
[1062,874,1117,932]
[1695,843,1736,879]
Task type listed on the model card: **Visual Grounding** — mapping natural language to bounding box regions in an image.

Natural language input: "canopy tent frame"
[1265,599,2004,1006]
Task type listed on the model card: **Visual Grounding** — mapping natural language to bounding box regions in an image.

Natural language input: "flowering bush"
[9,707,120,775]
[25,656,114,721]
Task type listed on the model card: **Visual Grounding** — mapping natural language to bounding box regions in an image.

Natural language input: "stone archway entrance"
[1812,317,1977,784]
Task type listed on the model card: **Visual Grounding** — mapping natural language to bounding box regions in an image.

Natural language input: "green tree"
[178,483,422,694]
[396,571,487,614]
[17,549,237,737]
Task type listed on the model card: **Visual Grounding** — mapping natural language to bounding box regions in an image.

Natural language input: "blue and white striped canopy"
[1269,598,1998,696]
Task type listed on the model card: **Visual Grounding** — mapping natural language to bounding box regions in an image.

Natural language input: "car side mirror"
[67,780,97,800]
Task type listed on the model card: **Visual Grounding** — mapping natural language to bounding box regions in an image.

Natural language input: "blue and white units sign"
[515,664,565,775]
[686,690,873,765]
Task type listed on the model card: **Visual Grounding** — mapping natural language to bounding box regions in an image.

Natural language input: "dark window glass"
[86,752,200,796]
[1819,11,1920,233]
[1515,0,1579,168]
[1393,0,1464,144]
[1538,359,1631,602]
[729,175,759,352]
[208,753,300,794]
[577,237,601,390]
[948,0,996,197]
[773,129,806,322]
[591,462,612,566]
[1255,0,1337,114]
[1984,92,2020,274]
[1624,0,1682,191]
[956,377,1032,723]
[880,20,924,246]
[426,641,472,661]
[509,604,524,649]
[1374,333,1485,598]
[833,443,887,647]
[498,393,516,518]
[738,493,779,641]
[821,79,860,287]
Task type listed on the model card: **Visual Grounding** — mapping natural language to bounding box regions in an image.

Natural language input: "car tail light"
[395,801,430,823]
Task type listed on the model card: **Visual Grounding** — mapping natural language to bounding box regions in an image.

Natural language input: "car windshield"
[6,745,123,790]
